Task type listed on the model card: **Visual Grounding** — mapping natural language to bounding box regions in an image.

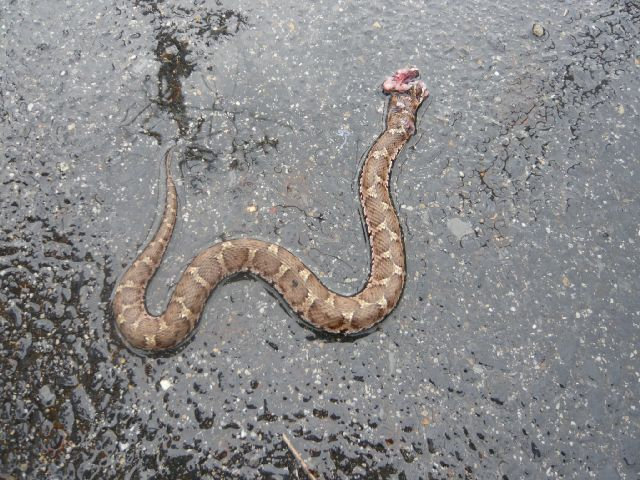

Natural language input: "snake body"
[113,68,428,351]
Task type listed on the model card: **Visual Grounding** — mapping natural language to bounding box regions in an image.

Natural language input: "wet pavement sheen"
[1,0,639,478]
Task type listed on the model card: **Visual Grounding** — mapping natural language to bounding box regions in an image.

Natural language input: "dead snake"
[113,68,428,351]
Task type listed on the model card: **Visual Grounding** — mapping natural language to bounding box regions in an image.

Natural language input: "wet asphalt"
[1,0,639,478]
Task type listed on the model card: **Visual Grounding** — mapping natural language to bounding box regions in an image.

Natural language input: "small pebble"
[34,319,55,333]
[39,385,56,407]
[532,23,545,37]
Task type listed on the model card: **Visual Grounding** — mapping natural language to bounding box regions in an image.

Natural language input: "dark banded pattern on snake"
[113,68,428,351]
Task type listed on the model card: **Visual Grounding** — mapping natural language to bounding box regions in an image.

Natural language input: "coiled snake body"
[113,68,428,351]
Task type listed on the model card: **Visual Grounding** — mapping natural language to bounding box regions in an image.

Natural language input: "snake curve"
[113,68,429,351]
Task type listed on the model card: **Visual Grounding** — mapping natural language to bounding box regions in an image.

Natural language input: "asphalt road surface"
[1,1,638,478]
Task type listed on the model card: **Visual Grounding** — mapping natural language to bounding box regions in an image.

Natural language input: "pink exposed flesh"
[382,67,428,97]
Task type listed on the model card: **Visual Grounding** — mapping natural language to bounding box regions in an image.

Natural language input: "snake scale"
[113,68,428,351]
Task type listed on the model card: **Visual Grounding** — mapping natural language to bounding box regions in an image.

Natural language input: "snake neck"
[358,90,422,290]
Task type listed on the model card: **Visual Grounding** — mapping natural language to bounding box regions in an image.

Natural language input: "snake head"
[382,67,429,105]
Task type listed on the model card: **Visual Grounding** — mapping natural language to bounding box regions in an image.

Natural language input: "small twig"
[283,434,318,480]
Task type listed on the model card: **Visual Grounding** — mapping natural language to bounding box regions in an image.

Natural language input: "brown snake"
[113,68,428,351]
